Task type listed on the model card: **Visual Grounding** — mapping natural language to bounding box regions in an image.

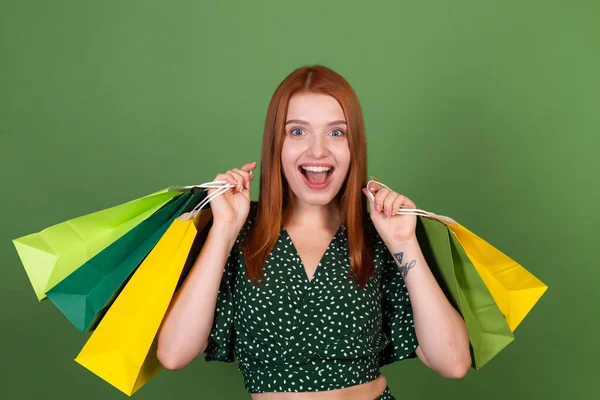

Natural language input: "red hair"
[242,65,374,289]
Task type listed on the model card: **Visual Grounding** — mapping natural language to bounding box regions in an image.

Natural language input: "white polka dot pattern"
[204,201,418,393]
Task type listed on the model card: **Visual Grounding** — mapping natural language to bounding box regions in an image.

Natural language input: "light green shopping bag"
[13,189,180,301]
[417,217,515,369]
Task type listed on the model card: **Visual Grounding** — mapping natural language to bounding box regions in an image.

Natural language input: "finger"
[227,170,246,192]
[206,173,235,196]
[367,181,390,201]
[401,196,416,209]
[362,187,372,203]
[241,162,258,188]
[391,194,407,216]
[241,162,257,184]
[214,173,239,189]
[367,181,380,198]
[362,188,378,217]
[383,192,399,218]
[231,167,253,190]
[373,187,391,213]
[241,161,258,173]
[229,169,255,192]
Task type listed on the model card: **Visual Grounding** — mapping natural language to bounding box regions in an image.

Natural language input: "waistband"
[239,355,381,394]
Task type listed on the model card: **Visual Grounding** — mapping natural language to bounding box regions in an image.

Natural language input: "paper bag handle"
[366,176,457,226]
[170,170,254,218]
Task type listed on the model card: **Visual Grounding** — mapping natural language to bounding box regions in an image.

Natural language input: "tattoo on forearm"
[393,252,416,279]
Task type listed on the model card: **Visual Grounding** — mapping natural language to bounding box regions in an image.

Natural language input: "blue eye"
[290,128,304,136]
[330,129,345,137]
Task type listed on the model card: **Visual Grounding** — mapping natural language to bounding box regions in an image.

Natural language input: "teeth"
[301,166,332,172]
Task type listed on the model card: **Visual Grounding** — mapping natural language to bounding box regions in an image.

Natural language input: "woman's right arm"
[156,161,257,370]
[156,222,239,370]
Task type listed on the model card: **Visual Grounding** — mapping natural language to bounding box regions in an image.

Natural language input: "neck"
[286,194,342,231]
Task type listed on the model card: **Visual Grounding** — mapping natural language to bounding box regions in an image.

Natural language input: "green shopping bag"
[46,191,194,332]
[417,217,514,369]
[13,189,180,301]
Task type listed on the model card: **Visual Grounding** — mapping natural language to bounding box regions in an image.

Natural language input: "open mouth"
[298,166,334,186]
[299,166,334,176]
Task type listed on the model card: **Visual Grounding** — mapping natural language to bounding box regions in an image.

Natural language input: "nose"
[306,133,329,158]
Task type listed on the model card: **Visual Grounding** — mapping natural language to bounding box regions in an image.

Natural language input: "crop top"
[204,201,418,394]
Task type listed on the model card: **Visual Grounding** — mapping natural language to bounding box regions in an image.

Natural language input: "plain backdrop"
[1,1,598,399]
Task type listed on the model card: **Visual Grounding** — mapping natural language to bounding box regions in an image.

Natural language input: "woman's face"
[281,92,351,206]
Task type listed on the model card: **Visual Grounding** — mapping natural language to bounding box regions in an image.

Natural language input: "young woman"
[157,65,471,399]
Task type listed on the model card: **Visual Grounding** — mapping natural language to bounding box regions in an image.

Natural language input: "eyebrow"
[285,119,347,126]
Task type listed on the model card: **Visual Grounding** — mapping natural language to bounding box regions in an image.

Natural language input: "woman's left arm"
[385,236,471,378]
[363,184,471,378]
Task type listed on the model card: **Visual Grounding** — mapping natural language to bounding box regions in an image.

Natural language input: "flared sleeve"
[203,239,239,363]
[378,248,419,367]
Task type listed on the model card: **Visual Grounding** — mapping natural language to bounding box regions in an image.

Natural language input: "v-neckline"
[283,223,344,285]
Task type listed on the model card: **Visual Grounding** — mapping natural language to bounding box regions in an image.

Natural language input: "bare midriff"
[250,374,387,400]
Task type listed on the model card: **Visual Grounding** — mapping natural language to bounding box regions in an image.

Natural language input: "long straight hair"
[242,65,374,289]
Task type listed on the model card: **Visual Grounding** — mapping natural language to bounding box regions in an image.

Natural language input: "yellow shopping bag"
[74,205,213,396]
[446,223,547,331]
[368,176,548,332]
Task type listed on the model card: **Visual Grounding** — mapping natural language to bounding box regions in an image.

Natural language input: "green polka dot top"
[204,201,418,394]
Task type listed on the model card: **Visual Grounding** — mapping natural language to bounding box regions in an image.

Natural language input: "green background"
[1,0,597,399]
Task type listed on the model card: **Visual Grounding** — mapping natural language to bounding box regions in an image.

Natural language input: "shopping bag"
[445,223,547,331]
[367,177,548,332]
[416,217,514,369]
[46,191,194,332]
[13,188,180,301]
[74,189,216,396]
